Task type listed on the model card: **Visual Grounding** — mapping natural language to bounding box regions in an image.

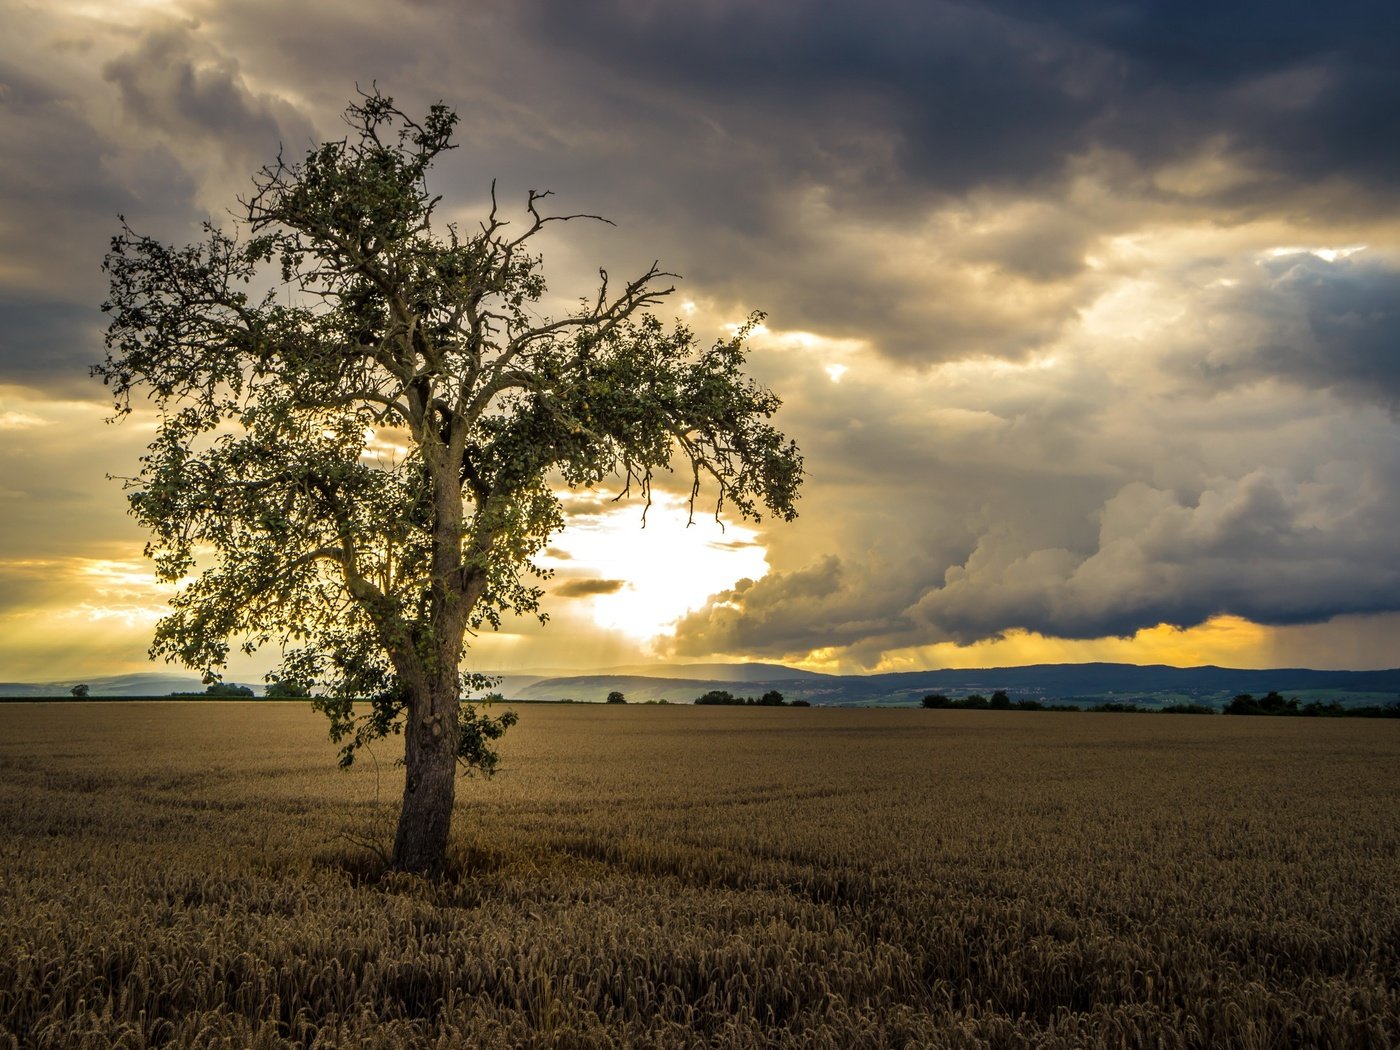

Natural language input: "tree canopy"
[95,90,802,871]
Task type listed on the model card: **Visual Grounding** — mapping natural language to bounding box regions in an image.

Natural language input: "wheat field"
[1,702,1397,1047]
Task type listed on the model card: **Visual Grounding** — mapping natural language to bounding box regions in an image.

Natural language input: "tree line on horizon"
[920,689,1400,717]
[52,683,1398,717]
[693,689,810,707]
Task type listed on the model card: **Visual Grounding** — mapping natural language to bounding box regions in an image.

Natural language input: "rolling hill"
[5,662,1398,708]
[496,662,1400,708]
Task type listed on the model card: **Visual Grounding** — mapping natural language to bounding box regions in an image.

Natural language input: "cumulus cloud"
[674,446,1400,664]
[670,242,1400,665]
[913,467,1400,643]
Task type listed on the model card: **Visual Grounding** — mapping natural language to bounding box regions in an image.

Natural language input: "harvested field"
[1,702,1397,1048]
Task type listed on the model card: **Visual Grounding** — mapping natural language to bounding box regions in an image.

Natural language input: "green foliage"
[264,679,311,698]
[606,691,626,704]
[1223,692,1400,718]
[69,684,89,699]
[694,689,738,706]
[921,691,1047,711]
[1331,702,1400,718]
[1301,699,1348,717]
[693,688,795,706]
[455,702,519,776]
[1224,691,1298,715]
[310,673,516,773]
[95,88,802,787]
[204,682,255,697]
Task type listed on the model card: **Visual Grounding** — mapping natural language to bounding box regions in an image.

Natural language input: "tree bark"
[391,683,460,873]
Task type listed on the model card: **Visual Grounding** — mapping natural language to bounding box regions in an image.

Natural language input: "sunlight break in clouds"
[0,556,174,678]
[0,411,48,430]
[545,490,768,647]
[1264,245,1368,262]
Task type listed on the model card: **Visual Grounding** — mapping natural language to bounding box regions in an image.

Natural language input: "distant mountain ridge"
[500,661,1400,707]
[495,662,831,683]
[0,673,226,698]
[5,662,1399,707]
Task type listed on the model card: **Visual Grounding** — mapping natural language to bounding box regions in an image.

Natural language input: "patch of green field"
[1,703,1397,1047]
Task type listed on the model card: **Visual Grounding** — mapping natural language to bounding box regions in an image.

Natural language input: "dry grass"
[1,702,1397,1048]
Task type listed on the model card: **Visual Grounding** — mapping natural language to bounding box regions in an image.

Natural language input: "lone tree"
[70,684,90,699]
[96,90,802,873]
[605,691,626,704]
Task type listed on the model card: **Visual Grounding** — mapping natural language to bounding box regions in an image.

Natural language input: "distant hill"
[855,663,1400,706]
[500,662,1400,708]
[6,662,1399,708]
[487,662,829,684]
[512,674,795,704]
[0,673,249,698]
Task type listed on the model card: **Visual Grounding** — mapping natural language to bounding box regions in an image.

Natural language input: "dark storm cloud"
[20,0,1384,381]
[477,0,1400,368]
[519,0,1106,197]
[981,0,1400,192]
[497,0,1117,359]
[0,62,196,388]
[0,19,315,390]
[1194,253,1400,410]
[518,0,1400,199]
[0,294,104,390]
[11,0,1398,384]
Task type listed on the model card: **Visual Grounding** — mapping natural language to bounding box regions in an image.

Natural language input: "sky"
[3,0,1400,681]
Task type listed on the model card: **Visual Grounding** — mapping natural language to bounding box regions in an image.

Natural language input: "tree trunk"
[391,684,460,873]
[391,436,473,874]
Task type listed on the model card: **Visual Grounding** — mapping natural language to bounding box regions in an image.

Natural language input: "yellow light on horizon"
[852,615,1275,675]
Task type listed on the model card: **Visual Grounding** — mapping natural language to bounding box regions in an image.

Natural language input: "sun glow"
[547,490,768,645]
